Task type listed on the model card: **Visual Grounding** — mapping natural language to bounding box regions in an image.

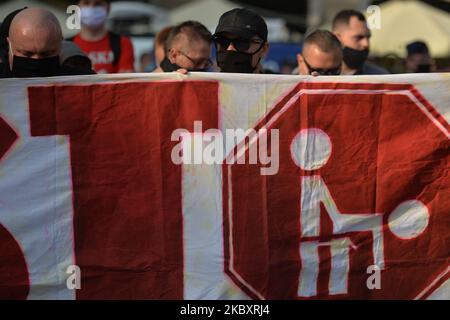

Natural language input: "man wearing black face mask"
[332,10,388,75]
[155,20,212,73]
[0,8,94,78]
[213,8,270,74]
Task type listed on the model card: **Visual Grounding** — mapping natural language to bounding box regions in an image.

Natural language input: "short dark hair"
[332,9,366,30]
[303,29,342,53]
[155,25,173,47]
[406,41,429,56]
[165,21,212,52]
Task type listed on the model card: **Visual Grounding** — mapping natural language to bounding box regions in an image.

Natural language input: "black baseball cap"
[213,8,268,41]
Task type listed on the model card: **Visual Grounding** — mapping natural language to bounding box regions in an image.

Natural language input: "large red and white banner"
[0,73,449,300]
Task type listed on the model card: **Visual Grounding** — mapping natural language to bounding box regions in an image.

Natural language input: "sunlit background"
[1,0,449,73]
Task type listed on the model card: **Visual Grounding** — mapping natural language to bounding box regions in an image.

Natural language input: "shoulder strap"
[108,32,122,66]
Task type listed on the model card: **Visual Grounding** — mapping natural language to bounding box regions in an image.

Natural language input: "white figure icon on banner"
[290,128,430,297]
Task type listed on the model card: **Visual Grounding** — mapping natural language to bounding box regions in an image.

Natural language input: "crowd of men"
[0,0,438,78]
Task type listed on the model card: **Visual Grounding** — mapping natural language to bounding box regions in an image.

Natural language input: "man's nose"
[226,42,237,51]
[361,38,370,49]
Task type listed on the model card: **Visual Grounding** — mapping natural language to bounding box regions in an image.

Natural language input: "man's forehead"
[304,46,341,64]
[13,28,59,41]
[186,40,211,56]
[11,29,60,50]
[175,34,209,49]
[347,16,370,34]
[14,42,60,53]
[304,43,341,57]
[11,21,60,38]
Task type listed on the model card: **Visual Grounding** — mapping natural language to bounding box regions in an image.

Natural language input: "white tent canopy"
[169,0,238,33]
[169,0,289,41]
[108,1,169,35]
[369,0,450,58]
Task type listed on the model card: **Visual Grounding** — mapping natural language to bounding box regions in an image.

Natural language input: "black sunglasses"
[213,35,264,53]
[302,55,341,76]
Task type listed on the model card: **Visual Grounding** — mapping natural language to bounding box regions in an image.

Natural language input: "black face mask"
[415,64,431,73]
[11,55,61,78]
[342,47,369,70]
[217,51,257,74]
[160,56,182,72]
[160,56,209,72]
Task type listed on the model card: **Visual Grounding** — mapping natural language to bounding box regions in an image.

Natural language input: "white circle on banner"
[388,200,430,239]
[290,128,332,171]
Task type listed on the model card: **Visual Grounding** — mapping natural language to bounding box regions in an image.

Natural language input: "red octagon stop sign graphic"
[223,82,450,300]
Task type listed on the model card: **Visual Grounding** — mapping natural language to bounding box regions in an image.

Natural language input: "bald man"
[0,7,94,78]
[296,30,342,76]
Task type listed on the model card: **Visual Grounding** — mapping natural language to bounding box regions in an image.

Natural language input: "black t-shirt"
[0,62,95,79]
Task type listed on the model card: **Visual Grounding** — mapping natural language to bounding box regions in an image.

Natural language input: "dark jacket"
[0,62,95,78]
[355,62,389,75]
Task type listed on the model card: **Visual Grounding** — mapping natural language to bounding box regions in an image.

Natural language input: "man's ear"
[296,53,308,75]
[6,37,12,53]
[296,53,303,65]
[333,31,342,43]
[262,42,270,57]
[7,37,13,69]
[167,48,177,63]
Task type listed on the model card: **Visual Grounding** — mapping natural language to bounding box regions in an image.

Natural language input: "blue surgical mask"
[80,7,108,28]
